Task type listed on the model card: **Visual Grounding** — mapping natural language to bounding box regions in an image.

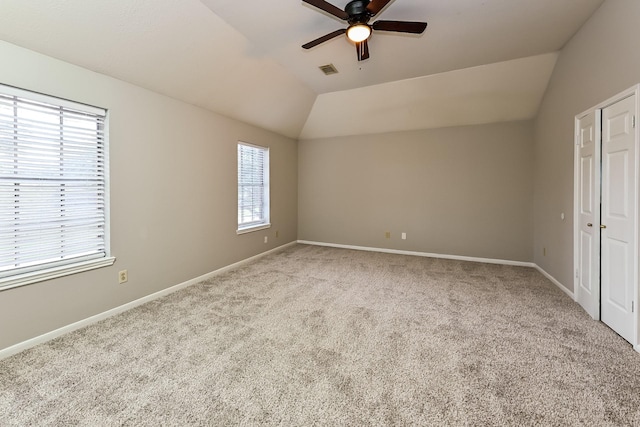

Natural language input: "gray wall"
[5,0,636,352]
[0,41,298,351]
[299,121,534,262]
[533,0,640,291]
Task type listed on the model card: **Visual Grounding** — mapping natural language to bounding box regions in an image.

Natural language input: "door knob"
[587,223,593,227]
[600,224,607,229]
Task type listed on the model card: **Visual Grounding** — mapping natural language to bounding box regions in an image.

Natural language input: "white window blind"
[0,85,111,287]
[237,142,269,232]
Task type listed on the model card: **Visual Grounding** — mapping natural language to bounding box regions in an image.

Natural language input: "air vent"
[319,64,339,75]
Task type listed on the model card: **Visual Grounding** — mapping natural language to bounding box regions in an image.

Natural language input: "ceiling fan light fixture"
[301,0,428,61]
[346,24,371,43]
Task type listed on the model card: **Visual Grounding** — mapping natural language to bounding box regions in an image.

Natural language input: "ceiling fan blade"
[302,0,349,20]
[372,20,427,34]
[356,40,370,61]
[302,28,347,49]
[366,0,393,16]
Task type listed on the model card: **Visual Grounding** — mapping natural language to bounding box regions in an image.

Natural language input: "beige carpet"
[1,244,640,425]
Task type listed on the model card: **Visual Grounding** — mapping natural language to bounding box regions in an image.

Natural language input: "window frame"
[237,141,270,234]
[0,84,114,291]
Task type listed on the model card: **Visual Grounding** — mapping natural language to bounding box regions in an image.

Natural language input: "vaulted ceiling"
[0,0,604,139]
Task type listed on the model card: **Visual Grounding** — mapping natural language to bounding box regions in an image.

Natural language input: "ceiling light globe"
[347,24,371,43]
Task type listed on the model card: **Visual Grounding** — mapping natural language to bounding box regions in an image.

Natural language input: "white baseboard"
[1,240,577,360]
[297,240,535,267]
[635,344,640,354]
[298,240,576,299]
[0,241,296,361]
[533,264,574,299]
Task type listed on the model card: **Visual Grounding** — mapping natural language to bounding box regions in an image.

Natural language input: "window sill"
[0,256,116,291]
[237,223,271,235]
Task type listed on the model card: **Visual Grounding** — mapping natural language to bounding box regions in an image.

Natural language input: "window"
[0,84,114,290]
[237,142,270,233]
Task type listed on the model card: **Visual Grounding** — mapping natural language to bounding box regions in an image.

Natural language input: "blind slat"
[0,86,109,277]
[237,142,269,228]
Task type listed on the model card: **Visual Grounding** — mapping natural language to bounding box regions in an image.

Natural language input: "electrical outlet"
[385,231,391,239]
[543,247,547,256]
[275,230,279,238]
[401,232,407,240]
[118,270,128,284]
[264,236,268,244]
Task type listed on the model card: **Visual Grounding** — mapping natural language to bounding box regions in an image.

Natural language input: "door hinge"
[575,269,579,279]
[633,115,636,128]
[632,301,635,313]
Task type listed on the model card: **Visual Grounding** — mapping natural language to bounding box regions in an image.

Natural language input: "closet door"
[576,110,601,319]
[600,94,636,343]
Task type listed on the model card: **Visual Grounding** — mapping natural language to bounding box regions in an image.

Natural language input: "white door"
[576,111,601,319]
[601,94,636,343]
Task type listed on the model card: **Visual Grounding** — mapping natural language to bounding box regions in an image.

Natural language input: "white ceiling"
[300,53,559,139]
[0,0,604,139]
[201,0,602,94]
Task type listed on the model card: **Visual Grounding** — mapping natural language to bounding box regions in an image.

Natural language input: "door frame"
[573,84,640,352]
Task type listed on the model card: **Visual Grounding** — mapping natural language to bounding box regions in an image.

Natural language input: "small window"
[237,142,270,233]
[0,84,114,290]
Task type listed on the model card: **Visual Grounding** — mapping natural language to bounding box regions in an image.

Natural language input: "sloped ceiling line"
[0,0,603,139]
[300,53,559,139]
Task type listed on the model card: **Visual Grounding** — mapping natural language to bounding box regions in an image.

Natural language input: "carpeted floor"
[1,244,640,425]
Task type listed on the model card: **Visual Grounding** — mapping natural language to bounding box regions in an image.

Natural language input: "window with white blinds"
[0,84,114,290]
[237,142,270,233]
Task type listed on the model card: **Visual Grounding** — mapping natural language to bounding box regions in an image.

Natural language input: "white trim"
[0,84,112,291]
[238,140,269,151]
[534,264,574,299]
[237,223,271,235]
[596,85,639,110]
[298,240,576,299]
[103,109,112,261]
[0,242,296,361]
[0,83,106,115]
[573,84,640,348]
[573,111,579,306]
[237,141,270,232]
[634,88,640,353]
[297,240,535,267]
[635,344,640,354]
[0,257,116,291]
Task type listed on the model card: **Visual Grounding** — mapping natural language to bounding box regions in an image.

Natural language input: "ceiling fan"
[302,0,427,61]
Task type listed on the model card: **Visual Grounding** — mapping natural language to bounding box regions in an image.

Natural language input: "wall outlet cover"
[118,270,128,284]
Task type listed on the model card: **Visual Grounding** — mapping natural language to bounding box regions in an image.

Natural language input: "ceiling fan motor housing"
[301,0,428,62]
[345,0,372,25]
